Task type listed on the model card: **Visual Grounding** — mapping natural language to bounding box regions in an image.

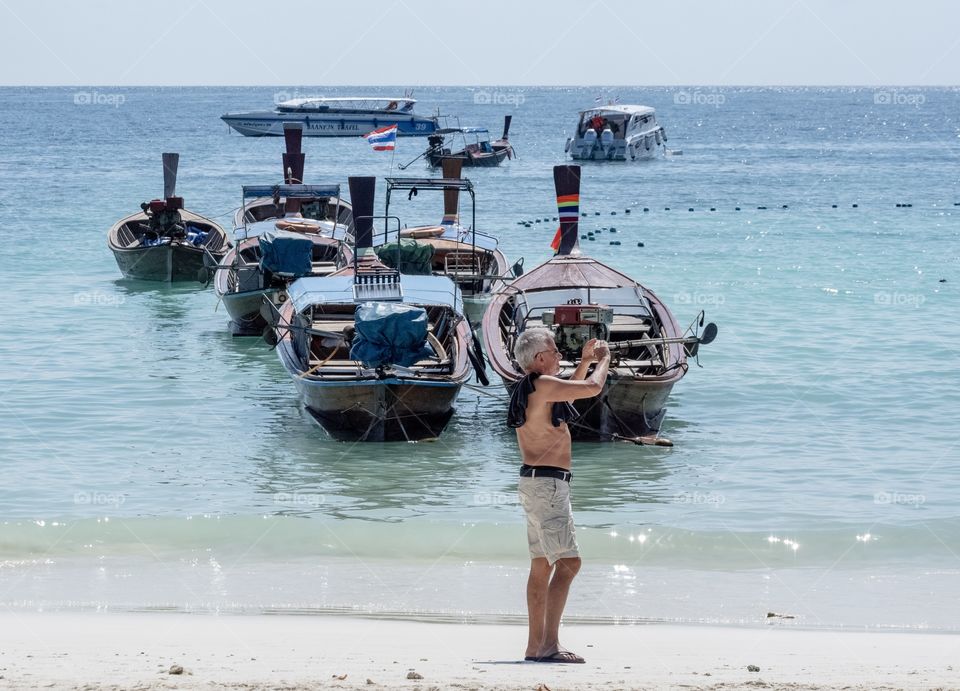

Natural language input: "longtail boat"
[108,153,229,281]
[425,116,515,168]
[209,124,353,335]
[481,165,716,442]
[266,176,479,442]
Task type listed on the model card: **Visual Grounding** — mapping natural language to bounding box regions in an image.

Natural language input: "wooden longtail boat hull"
[481,165,689,441]
[214,234,352,335]
[428,145,511,168]
[108,209,228,282]
[483,261,686,440]
[276,327,469,442]
[270,176,474,442]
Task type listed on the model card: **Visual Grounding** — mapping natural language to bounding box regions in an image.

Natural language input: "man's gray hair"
[514,328,556,371]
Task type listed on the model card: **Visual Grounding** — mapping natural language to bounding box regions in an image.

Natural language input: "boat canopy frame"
[383,177,478,271]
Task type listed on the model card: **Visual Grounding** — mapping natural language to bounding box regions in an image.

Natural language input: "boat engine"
[541,303,613,359]
[140,196,185,239]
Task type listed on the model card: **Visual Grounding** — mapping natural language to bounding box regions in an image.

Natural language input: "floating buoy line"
[513,201,960,228]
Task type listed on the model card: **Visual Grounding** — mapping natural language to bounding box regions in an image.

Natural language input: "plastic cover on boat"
[259,229,312,277]
[375,239,434,275]
[349,302,434,367]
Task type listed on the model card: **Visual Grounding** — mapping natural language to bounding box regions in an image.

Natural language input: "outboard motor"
[140,152,185,239]
[140,197,185,239]
[427,134,448,155]
[600,127,614,158]
[541,303,613,360]
[582,128,598,157]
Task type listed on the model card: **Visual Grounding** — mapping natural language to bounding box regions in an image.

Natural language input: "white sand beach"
[0,612,956,690]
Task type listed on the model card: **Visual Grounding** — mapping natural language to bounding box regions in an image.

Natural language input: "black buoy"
[595,211,600,216]
[637,241,645,247]
[832,204,838,208]
[782,205,788,209]
[610,228,617,233]
[665,207,671,211]
[852,204,859,208]
[535,219,541,223]
[939,278,947,283]
[757,206,767,210]
[643,207,649,212]
[688,207,694,212]
[710,207,716,211]
[735,207,741,211]
[611,211,617,215]
[896,203,902,207]
[610,240,621,245]
[625,209,631,213]
[905,203,912,208]
[580,234,587,239]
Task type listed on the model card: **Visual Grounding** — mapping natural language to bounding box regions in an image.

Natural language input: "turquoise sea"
[0,86,958,630]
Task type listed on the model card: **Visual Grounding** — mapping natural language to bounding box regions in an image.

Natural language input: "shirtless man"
[508,327,611,664]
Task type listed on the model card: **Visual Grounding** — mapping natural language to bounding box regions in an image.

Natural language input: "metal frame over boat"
[268,176,474,442]
[481,165,715,441]
[107,153,229,282]
[565,105,666,161]
[221,96,439,138]
[381,159,514,324]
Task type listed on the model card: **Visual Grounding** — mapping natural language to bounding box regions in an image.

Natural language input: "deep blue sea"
[0,86,958,630]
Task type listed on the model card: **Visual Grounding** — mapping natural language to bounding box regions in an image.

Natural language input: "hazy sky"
[0,0,956,85]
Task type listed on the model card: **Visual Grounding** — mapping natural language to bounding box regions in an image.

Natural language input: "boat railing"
[384,176,478,276]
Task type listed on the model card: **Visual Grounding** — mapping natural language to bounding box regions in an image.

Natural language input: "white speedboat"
[565,105,667,161]
[221,96,439,137]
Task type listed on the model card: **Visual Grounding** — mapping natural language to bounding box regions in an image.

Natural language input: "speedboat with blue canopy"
[221,96,439,138]
[107,153,229,281]
[265,176,481,441]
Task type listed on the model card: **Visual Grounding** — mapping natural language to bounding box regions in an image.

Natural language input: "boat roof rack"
[242,184,341,199]
[353,268,403,302]
[384,177,474,192]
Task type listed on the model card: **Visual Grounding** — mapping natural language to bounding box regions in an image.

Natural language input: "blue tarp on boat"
[349,302,434,367]
[259,229,312,277]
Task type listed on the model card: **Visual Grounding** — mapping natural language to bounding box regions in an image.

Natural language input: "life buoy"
[400,225,445,239]
[275,218,320,232]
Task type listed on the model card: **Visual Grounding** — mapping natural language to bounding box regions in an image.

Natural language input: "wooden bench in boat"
[608,315,652,334]
[310,261,338,274]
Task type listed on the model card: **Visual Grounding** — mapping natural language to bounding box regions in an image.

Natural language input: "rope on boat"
[462,381,508,399]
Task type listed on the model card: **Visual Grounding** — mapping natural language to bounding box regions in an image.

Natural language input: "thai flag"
[364,124,398,151]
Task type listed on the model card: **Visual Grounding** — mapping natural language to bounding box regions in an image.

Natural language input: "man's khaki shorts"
[518,477,580,565]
